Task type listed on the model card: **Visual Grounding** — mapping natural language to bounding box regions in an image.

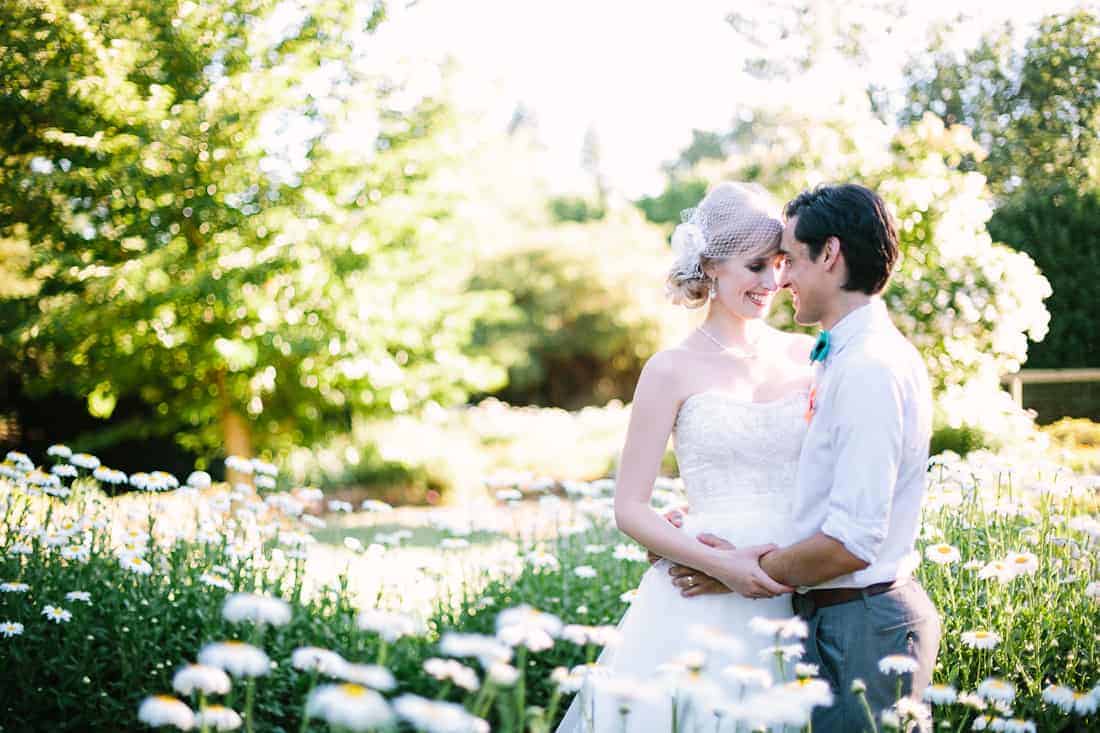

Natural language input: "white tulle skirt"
[555,509,797,733]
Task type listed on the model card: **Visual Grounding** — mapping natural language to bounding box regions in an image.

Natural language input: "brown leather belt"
[793,579,904,618]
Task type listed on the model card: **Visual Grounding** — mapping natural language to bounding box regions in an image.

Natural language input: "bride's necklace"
[696,325,760,359]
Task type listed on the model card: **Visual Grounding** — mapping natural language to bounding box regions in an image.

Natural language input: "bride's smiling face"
[706,247,784,319]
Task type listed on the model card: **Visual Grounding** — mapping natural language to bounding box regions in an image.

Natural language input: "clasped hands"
[648,507,794,599]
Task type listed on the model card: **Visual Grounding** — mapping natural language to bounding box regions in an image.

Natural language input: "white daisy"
[878,655,920,675]
[250,458,277,476]
[137,695,195,730]
[0,582,30,593]
[1005,552,1039,576]
[47,445,72,458]
[65,591,92,604]
[224,455,254,474]
[978,560,1017,583]
[393,694,488,733]
[356,608,425,642]
[961,630,1001,650]
[612,543,648,562]
[1042,684,1075,713]
[333,661,396,691]
[977,677,1016,704]
[221,593,292,627]
[121,555,153,575]
[360,500,393,512]
[1070,689,1100,715]
[488,662,520,686]
[186,471,212,489]
[423,658,479,691]
[957,692,986,710]
[193,705,242,731]
[924,543,961,564]
[42,605,72,623]
[173,664,232,696]
[0,621,24,637]
[69,453,100,470]
[306,684,394,731]
[291,647,345,676]
[51,464,77,478]
[1003,719,1036,733]
[923,683,959,705]
[198,641,271,678]
[200,573,233,591]
[438,632,512,667]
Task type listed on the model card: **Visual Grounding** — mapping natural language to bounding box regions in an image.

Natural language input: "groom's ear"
[822,236,843,272]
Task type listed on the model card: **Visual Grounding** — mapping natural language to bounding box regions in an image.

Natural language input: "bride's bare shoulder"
[637,347,699,392]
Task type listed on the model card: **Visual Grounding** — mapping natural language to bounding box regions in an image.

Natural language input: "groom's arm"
[759,533,867,587]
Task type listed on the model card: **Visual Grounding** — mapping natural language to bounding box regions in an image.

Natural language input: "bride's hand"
[668,564,731,597]
[698,538,794,599]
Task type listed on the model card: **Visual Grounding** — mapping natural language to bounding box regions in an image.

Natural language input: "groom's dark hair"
[783,183,899,295]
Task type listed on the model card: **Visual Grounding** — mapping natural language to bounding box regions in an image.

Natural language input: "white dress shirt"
[791,299,932,590]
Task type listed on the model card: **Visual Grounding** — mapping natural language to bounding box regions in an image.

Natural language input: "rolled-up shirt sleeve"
[820,362,903,564]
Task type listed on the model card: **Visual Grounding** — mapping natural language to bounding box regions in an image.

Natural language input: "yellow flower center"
[155,695,177,703]
[340,683,366,697]
[937,546,951,554]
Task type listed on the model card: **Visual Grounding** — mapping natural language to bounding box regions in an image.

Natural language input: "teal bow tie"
[809,330,831,363]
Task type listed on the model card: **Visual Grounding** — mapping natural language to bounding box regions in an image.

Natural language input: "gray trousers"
[796,581,941,732]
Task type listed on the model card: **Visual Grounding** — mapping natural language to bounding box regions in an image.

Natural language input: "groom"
[666,183,940,730]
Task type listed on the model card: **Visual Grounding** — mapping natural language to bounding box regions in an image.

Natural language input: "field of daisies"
[0,445,1098,733]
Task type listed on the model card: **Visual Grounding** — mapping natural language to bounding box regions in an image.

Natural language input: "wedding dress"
[556,388,810,733]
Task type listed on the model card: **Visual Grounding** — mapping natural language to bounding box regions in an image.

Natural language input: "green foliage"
[901,10,1100,196]
[986,185,1100,368]
[930,422,989,458]
[634,178,708,226]
[547,196,604,223]
[1041,417,1100,474]
[0,0,508,459]
[467,213,679,409]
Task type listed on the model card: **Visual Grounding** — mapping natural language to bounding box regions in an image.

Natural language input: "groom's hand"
[646,506,690,565]
[698,538,795,599]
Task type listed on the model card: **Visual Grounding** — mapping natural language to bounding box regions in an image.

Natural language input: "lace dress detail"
[674,389,807,520]
[555,388,810,733]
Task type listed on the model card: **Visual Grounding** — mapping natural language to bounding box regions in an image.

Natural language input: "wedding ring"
[686,575,695,585]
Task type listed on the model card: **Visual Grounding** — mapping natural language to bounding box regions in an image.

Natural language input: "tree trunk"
[216,370,252,485]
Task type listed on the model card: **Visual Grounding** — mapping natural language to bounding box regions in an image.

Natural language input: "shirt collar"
[824,299,888,364]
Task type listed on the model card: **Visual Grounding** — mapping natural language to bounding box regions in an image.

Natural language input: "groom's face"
[778,217,827,326]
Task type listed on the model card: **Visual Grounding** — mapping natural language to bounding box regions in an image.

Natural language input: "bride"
[556,182,816,732]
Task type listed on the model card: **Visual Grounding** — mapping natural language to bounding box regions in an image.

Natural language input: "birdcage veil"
[668,182,784,284]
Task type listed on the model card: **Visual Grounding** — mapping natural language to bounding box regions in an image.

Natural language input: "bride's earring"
[709,278,718,300]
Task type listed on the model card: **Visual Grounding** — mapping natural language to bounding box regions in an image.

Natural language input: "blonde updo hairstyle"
[665,182,784,309]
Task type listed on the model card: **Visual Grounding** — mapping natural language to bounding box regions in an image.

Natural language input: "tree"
[902,10,1100,195]
[901,9,1100,368]
[0,0,507,463]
